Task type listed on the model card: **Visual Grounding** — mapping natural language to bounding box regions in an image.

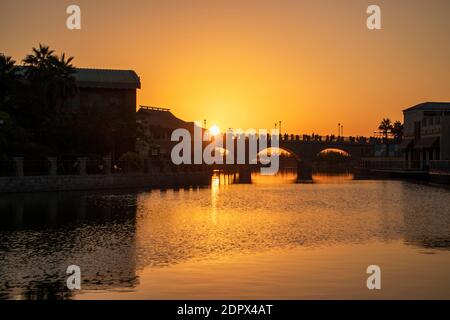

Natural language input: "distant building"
[400,102,450,169]
[68,68,141,157]
[135,106,196,159]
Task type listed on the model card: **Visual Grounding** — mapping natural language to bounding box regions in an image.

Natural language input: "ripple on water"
[0,179,449,298]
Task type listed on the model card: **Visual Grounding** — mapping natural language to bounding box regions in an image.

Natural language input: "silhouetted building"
[69,68,140,113]
[16,66,141,157]
[135,106,195,158]
[400,102,450,169]
[68,68,141,157]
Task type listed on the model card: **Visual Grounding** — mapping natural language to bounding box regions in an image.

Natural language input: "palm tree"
[0,54,19,107]
[391,121,403,142]
[48,53,77,113]
[378,118,393,156]
[21,45,78,149]
[22,44,56,119]
[0,53,17,90]
[378,118,393,138]
[22,44,77,114]
[0,54,17,78]
[23,44,55,73]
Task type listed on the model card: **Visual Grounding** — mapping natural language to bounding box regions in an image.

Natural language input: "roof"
[137,106,196,130]
[403,102,450,112]
[74,68,141,89]
[16,66,141,89]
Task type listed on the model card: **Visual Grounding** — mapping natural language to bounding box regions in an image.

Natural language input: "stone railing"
[0,157,212,193]
[0,157,210,178]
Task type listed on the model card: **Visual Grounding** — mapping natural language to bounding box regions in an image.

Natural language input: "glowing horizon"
[1,0,449,136]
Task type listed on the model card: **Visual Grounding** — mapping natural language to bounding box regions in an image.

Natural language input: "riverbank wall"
[0,171,212,193]
[354,167,429,181]
[429,172,450,185]
[354,167,450,187]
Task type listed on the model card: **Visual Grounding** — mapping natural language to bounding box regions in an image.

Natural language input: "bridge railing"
[220,132,390,144]
[269,134,384,144]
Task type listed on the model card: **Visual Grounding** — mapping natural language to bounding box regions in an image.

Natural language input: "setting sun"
[209,125,221,136]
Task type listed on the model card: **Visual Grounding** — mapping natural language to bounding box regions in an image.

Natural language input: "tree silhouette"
[0,53,19,112]
[48,53,78,113]
[19,44,78,152]
[378,118,393,156]
[0,54,17,83]
[23,44,77,115]
[378,118,393,139]
[391,121,403,141]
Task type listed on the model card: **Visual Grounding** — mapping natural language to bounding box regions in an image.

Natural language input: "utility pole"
[279,121,282,134]
[338,123,341,136]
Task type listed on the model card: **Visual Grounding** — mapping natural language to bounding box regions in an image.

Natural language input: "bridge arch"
[257,146,301,162]
[316,148,352,158]
[275,143,355,183]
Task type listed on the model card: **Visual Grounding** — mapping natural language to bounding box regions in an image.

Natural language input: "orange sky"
[1,0,449,136]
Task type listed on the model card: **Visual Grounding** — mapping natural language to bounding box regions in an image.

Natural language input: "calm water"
[0,173,449,299]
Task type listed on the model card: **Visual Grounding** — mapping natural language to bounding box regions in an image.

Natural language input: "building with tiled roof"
[401,102,450,170]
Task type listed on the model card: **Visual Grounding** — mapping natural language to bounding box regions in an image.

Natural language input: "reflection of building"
[400,102,450,169]
[135,106,196,159]
[0,192,139,299]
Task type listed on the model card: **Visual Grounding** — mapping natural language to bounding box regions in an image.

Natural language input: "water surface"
[0,173,449,299]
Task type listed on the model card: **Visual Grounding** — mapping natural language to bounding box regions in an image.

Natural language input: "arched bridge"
[209,134,376,182]
[277,136,375,181]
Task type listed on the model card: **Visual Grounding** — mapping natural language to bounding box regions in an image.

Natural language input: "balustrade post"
[103,157,112,175]
[77,157,87,175]
[48,157,57,176]
[13,157,24,178]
